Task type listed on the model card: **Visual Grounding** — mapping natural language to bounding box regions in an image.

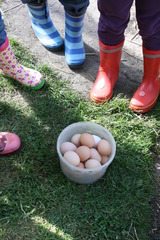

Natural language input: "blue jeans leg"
[0,11,7,47]
[21,0,89,16]
[59,0,89,16]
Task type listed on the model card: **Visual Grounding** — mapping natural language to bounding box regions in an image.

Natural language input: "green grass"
[0,38,160,240]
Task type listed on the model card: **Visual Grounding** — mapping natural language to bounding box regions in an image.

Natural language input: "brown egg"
[77,162,85,169]
[101,155,109,165]
[80,133,95,148]
[75,146,90,162]
[97,139,112,156]
[63,151,80,166]
[85,159,101,169]
[60,142,77,155]
[71,134,81,147]
[90,148,101,162]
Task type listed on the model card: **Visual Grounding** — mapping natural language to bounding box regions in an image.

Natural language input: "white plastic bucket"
[57,122,116,184]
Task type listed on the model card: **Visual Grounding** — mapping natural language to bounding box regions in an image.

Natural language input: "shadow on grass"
[0,47,159,240]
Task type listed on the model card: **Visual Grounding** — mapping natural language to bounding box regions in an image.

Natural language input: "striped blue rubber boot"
[27,3,63,52]
[65,12,85,68]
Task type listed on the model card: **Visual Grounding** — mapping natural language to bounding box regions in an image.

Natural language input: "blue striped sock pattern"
[65,12,85,67]
[27,3,63,51]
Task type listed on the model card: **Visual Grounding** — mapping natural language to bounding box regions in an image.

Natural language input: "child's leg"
[59,0,89,17]
[136,0,160,51]
[98,0,133,45]
[90,0,133,103]
[59,0,89,68]
[0,11,7,46]
[21,0,63,51]
[130,0,160,113]
[0,11,44,90]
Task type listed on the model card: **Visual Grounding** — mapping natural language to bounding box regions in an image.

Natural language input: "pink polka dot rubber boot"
[0,132,21,155]
[0,37,44,90]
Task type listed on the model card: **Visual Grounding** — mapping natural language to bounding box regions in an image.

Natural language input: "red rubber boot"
[90,39,124,103]
[130,47,160,113]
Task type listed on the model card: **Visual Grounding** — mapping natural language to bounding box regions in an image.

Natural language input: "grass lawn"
[0,39,160,240]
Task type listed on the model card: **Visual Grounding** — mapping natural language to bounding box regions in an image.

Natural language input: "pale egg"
[97,139,112,156]
[92,134,101,148]
[60,142,77,155]
[75,146,90,162]
[90,148,101,162]
[63,151,80,166]
[85,159,101,169]
[80,133,95,148]
[101,155,109,165]
[71,134,81,147]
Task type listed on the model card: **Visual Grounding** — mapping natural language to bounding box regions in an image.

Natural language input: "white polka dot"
[139,91,145,97]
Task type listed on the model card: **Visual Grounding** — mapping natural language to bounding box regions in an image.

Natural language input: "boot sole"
[44,43,64,52]
[67,61,85,69]
[26,78,45,90]
[0,144,21,156]
[2,73,45,90]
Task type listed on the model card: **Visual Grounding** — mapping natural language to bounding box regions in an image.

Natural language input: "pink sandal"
[0,132,21,155]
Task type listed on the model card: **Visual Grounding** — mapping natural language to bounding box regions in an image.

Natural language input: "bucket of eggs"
[57,122,116,184]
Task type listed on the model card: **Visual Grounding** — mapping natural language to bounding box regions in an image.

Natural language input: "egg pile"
[60,132,112,169]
